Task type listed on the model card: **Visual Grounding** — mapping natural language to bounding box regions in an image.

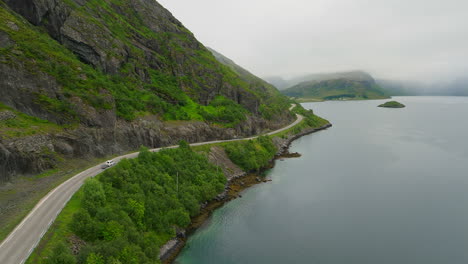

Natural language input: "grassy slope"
[0,103,65,139]
[26,107,329,264]
[1,1,290,126]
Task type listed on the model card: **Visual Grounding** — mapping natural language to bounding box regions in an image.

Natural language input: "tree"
[102,220,124,241]
[46,242,76,264]
[71,210,100,241]
[85,253,104,264]
[82,178,106,216]
[178,140,190,150]
[126,198,145,227]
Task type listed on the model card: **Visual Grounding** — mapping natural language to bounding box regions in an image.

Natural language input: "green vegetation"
[2,0,328,261]
[26,104,331,264]
[0,103,65,139]
[378,101,405,108]
[0,153,139,243]
[282,79,389,101]
[207,48,293,121]
[164,96,248,127]
[292,105,330,129]
[0,1,291,128]
[294,97,324,103]
[27,143,226,264]
[224,136,277,172]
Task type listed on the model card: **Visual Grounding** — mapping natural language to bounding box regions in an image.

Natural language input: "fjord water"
[176,97,468,264]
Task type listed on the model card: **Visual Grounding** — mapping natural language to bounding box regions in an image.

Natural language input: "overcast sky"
[158,0,468,83]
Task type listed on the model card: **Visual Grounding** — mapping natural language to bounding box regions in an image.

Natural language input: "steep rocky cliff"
[0,0,294,182]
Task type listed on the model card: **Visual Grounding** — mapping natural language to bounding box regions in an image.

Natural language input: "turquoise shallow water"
[176,96,468,264]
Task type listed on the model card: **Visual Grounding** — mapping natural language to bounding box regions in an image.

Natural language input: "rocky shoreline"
[159,123,332,263]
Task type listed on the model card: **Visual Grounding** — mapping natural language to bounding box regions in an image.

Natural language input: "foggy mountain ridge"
[265,70,376,90]
[265,70,468,96]
[377,78,468,96]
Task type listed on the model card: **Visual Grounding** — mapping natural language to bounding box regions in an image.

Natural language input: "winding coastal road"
[0,105,302,264]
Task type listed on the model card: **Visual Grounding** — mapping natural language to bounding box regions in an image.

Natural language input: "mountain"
[0,0,294,181]
[281,71,389,101]
[266,71,377,90]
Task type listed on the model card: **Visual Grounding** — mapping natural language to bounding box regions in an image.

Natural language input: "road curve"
[0,105,302,264]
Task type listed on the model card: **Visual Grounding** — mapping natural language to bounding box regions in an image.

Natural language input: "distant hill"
[269,71,468,97]
[266,71,376,90]
[281,71,389,101]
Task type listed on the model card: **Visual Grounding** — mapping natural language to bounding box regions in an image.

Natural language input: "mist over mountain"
[279,71,388,101]
[267,70,468,97]
[377,78,468,96]
[266,71,375,90]
[441,78,468,96]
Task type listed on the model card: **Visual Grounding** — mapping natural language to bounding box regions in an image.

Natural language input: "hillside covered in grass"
[0,0,295,182]
[280,71,390,101]
[1,0,291,123]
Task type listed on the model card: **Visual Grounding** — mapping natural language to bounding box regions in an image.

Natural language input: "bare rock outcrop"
[207,146,245,181]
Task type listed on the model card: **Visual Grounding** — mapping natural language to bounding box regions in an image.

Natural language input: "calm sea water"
[176,97,468,264]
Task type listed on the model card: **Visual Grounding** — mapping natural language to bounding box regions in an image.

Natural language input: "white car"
[101,160,116,169]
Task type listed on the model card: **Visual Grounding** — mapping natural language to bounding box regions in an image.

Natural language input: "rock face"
[0,114,277,182]
[0,0,294,182]
[0,62,67,124]
[0,111,16,121]
[2,0,274,112]
[159,238,181,262]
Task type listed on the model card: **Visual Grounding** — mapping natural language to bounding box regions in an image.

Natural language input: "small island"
[378,101,405,108]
